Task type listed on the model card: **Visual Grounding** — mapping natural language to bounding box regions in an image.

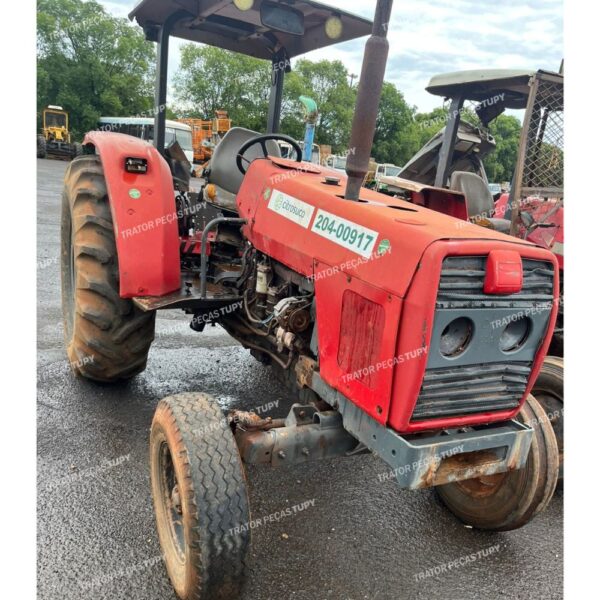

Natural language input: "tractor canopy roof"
[129,0,372,60]
[426,69,562,109]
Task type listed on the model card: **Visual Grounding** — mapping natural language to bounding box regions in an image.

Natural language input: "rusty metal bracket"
[294,355,317,388]
[234,403,359,467]
[309,372,533,489]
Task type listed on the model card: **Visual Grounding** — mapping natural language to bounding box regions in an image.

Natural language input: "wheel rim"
[158,442,186,563]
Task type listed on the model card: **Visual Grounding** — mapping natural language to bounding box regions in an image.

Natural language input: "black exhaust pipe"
[345,0,394,200]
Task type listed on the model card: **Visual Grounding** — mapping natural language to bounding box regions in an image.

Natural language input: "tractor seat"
[450,171,511,234]
[207,127,281,196]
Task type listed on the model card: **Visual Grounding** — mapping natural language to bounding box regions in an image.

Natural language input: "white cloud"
[98,0,562,113]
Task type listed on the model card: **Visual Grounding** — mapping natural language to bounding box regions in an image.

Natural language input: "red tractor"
[384,69,564,475]
[60,2,560,599]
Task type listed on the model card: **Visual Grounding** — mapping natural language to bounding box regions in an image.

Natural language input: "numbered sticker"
[311,209,379,258]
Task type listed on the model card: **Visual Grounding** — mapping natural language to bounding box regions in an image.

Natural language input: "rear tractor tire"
[37,134,47,158]
[60,155,155,382]
[72,142,83,158]
[436,393,559,531]
[150,393,250,600]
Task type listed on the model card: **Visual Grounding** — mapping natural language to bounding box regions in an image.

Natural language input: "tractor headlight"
[234,0,254,11]
[499,317,531,353]
[325,15,343,39]
[440,317,474,358]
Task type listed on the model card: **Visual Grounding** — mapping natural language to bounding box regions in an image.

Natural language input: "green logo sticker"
[263,187,272,201]
[377,239,391,256]
[268,191,315,228]
[128,188,141,199]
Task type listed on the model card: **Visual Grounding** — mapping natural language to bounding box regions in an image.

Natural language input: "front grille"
[410,254,555,422]
[437,256,554,309]
[412,362,530,420]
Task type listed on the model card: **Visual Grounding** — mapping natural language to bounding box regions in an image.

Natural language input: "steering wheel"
[236,134,302,175]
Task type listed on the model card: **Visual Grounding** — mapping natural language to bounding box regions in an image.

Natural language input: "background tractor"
[380,69,564,475]
[37,105,83,160]
[60,2,561,598]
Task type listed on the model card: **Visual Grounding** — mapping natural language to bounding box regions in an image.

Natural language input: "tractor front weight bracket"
[309,372,534,490]
[233,403,360,467]
[233,361,534,491]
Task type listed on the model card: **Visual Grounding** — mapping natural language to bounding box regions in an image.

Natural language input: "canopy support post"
[434,95,464,188]
[153,11,190,155]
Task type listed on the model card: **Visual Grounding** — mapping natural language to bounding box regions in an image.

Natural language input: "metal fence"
[519,73,564,197]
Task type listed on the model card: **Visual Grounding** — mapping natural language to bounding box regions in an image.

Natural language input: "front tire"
[150,393,250,600]
[436,394,559,531]
[533,356,563,478]
[37,134,47,158]
[60,155,155,382]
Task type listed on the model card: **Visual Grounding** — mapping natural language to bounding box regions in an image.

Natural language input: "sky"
[100,0,563,113]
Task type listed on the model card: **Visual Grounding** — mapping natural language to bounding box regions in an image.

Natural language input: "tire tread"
[61,155,155,382]
[152,393,249,600]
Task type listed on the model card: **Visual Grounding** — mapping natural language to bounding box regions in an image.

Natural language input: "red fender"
[82,131,181,297]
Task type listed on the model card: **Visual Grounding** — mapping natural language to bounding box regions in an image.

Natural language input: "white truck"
[374,163,402,192]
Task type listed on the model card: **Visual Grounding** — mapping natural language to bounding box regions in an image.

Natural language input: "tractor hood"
[236,158,534,298]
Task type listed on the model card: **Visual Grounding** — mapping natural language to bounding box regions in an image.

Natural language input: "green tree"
[173,50,357,154]
[37,0,155,138]
[372,82,419,166]
[281,59,356,153]
[173,45,271,131]
[483,114,522,183]
[413,107,452,147]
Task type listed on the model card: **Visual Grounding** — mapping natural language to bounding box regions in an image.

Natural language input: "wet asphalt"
[37,158,563,600]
